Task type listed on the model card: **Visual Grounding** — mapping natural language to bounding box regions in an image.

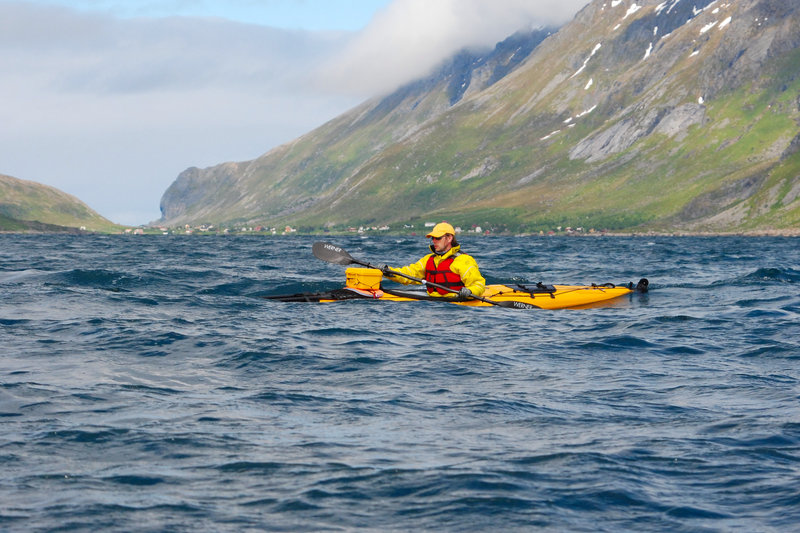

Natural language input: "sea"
[1,233,799,532]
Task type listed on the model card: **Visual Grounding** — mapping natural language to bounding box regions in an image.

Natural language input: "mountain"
[158,27,554,230]
[158,0,800,234]
[0,173,117,232]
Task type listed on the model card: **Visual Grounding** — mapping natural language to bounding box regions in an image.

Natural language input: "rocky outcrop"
[160,163,243,222]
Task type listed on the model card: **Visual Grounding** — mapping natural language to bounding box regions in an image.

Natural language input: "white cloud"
[0,0,588,225]
[319,0,588,96]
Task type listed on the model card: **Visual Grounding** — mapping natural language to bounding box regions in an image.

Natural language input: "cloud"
[0,0,588,225]
[0,3,358,224]
[318,0,589,96]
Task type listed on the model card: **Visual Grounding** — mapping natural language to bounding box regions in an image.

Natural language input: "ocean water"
[1,234,799,532]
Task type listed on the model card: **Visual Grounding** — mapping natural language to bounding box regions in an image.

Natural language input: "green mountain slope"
[0,173,117,232]
[158,0,800,234]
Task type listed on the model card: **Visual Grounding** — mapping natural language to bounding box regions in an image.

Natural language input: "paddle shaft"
[383,267,490,303]
[311,241,537,309]
[384,265,538,309]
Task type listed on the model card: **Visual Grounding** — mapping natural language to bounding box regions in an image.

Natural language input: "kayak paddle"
[312,241,538,309]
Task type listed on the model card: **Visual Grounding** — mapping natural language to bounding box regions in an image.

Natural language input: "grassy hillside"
[0,174,120,232]
[0,213,92,233]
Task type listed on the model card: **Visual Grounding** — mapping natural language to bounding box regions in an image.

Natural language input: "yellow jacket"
[387,244,486,297]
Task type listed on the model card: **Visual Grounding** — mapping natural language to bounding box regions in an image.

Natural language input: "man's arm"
[453,255,486,297]
[383,255,429,286]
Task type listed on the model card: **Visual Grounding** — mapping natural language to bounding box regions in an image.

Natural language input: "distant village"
[127,221,605,236]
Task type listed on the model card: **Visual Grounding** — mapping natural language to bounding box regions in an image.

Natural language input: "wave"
[47,268,138,289]
[738,267,800,284]
[0,269,48,284]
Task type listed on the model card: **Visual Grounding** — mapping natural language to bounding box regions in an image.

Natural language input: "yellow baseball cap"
[426,222,455,238]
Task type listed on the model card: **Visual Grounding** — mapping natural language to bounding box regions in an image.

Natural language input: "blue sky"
[23,0,393,30]
[1,0,588,225]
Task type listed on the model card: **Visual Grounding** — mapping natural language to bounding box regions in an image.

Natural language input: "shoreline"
[2,228,800,237]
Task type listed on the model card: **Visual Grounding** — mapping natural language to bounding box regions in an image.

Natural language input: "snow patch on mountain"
[623,3,642,19]
[541,130,561,141]
[576,105,597,119]
[571,43,602,78]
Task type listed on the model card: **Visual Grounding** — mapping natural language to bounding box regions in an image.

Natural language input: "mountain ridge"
[158,0,800,234]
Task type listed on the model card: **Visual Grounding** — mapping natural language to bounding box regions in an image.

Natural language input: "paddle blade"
[312,241,356,266]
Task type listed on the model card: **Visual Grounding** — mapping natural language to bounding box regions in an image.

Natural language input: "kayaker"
[381,222,486,299]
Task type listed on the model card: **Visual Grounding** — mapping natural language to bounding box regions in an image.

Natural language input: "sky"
[1,0,589,225]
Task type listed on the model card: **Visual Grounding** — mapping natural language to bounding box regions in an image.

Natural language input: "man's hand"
[458,287,472,299]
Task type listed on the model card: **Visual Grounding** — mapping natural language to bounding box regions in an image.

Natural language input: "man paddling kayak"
[381,222,486,299]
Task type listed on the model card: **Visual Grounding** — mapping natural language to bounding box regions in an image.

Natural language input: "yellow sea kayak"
[267,267,649,310]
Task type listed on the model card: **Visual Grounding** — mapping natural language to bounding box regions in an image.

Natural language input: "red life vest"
[425,254,464,295]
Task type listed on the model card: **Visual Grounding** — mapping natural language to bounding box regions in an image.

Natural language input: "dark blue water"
[2,234,799,532]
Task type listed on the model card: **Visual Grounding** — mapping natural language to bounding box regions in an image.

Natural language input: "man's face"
[431,234,453,253]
